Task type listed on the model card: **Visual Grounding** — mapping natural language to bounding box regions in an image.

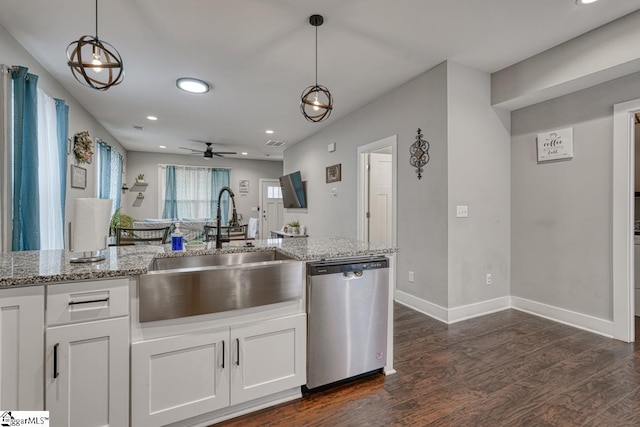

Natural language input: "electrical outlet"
[456,205,468,218]
[486,273,492,286]
[409,271,414,283]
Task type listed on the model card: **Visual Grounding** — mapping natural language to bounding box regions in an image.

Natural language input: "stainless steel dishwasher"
[306,256,389,389]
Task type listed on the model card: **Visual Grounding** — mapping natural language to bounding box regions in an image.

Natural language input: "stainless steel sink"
[139,250,302,322]
[149,250,294,271]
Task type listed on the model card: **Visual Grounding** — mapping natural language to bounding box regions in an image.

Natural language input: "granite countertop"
[0,237,398,288]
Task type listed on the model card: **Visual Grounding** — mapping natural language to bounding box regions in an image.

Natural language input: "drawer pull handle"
[68,297,109,306]
[53,343,59,379]
[221,340,225,369]
[236,338,240,366]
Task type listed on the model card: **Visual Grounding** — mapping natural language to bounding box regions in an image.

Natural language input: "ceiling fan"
[179,142,236,158]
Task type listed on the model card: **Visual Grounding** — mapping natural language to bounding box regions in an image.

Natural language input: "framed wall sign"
[537,127,573,163]
[326,164,341,183]
[71,165,87,189]
[239,179,249,193]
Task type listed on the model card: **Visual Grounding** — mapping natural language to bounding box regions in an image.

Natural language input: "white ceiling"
[1,0,639,161]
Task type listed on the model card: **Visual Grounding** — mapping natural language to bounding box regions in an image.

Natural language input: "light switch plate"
[456,205,468,218]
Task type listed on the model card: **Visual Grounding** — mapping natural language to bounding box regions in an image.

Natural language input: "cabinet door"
[131,328,229,427]
[46,317,129,427]
[0,286,44,410]
[230,313,306,406]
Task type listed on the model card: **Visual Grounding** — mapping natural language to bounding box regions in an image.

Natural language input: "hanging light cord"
[315,24,318,86]
[95,0,99,40]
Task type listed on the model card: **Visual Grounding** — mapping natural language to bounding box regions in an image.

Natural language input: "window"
[267,185,282,199]
[159,165,230,222]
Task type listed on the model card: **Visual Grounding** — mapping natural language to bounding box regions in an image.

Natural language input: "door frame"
[258,178,280,240]
[612,98,640,342]
[357,135,397,247]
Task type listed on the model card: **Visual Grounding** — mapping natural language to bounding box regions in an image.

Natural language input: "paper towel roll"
[72,198,113,252]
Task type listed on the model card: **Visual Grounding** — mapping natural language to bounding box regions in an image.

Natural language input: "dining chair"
[115,226,170,246]
[203,224,247,242]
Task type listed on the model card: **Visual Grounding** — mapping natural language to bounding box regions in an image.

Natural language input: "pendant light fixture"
[66,0,124,91]
[300,14,333,122]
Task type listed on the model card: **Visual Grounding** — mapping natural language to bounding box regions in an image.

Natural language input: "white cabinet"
[0,286,44,410]
[45,278,129,427]
[131,313,306,427]
[131,328,229,427]
[230,314,306,405]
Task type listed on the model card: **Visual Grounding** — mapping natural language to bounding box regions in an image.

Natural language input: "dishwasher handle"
[307,257,388,276]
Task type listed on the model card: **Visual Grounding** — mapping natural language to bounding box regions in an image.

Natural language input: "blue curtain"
[11,66,40,251]
[212,169,230,224]
[54,98,69,233]
[98,141,111,199]
[163,166,178,219]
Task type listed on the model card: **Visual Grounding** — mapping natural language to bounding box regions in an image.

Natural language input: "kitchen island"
[0,237,397,426]
[0,237,397,287]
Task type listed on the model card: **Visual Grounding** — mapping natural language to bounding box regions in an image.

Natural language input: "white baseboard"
[395,290,448,322]
[394,291,613,337]
[510,296,614,338]
[395,290,510,324]
[448,296,511,324]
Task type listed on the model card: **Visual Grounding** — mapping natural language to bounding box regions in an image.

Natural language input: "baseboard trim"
[448,296,511,324]
[395,290,510,324]
[395,290,448,323]
[510,296,614,338]
[394,291,613,336]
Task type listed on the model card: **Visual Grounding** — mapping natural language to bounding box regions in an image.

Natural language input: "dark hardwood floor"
[215,304,640,426]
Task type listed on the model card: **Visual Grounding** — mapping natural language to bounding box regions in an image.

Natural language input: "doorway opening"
[357,135,397,247]
[612,99,640,342]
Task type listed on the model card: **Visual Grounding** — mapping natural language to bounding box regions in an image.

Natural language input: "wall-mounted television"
[279,171,307,209]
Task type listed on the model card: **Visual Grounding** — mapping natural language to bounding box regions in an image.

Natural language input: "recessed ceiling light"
[576,0,598,4]
[241,152,248,156]
[159,145,166,149]
[147,116,158,121]
[265,130,274,134]
[176,77,210,94]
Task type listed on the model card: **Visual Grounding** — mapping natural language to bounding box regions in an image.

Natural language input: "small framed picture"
[71,165,87,189]
[326,164,342,183]
[536,127,573,163]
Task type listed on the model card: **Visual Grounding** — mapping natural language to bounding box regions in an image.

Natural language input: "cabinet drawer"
[46,278,129,326]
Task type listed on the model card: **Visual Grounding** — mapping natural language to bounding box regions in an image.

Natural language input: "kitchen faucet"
[216,186,239,249]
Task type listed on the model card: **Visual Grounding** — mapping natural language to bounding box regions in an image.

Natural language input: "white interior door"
[368,152,393,245]
[260,179,284,239]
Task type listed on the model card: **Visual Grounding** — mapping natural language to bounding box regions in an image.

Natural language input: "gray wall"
[447,62,511,307]
[284,61,511,310]
[124,151,282,222]
[511,71,640,321]
[284,62,449,305]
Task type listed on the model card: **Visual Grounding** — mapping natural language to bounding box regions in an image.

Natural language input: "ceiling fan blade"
[179,146,204,153]
[213,152,237,155]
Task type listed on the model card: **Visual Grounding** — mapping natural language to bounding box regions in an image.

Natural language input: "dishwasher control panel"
[307,256,388,275]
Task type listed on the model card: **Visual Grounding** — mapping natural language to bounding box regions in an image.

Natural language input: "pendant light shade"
[300,15,333,122]
[67,0,124,91]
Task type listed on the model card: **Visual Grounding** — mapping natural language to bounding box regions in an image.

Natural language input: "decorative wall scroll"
[410,128,429,179]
